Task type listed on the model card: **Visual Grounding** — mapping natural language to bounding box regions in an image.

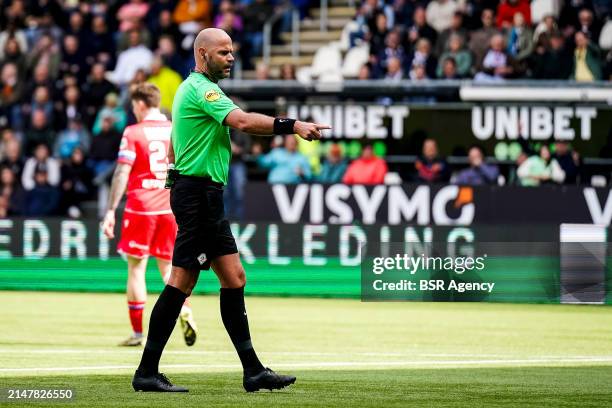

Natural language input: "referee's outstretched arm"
[224,109,331,141]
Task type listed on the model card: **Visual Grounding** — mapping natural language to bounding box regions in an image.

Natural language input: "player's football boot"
[132,370,188,392]
[179,307,197,346]
[243,367,296,392]
[118,335,144,347]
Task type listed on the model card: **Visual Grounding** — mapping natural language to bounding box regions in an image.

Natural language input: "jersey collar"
[143,109,167,122]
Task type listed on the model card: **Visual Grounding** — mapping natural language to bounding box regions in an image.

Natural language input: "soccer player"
[102,83,197,348]
[132,28,329,393]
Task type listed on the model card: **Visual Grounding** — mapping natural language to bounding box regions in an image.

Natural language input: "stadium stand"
[0,0,610,218]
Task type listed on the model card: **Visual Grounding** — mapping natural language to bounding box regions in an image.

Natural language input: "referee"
[132,28,330,393]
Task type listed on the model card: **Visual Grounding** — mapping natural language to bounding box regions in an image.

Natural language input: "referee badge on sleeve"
[205,90,220,102]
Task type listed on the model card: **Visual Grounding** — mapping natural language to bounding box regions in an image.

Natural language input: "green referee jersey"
[171,71,239,185]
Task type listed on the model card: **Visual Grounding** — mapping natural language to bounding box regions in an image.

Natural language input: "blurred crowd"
[0,0,310,217]
[353,0,612,81]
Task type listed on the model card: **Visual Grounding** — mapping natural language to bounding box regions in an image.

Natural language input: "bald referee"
[132,28,330,393]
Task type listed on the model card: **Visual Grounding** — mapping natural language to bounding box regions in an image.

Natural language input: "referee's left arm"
[224,109,331,141]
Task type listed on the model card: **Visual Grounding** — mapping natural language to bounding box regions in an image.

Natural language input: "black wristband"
[273,118,296,135]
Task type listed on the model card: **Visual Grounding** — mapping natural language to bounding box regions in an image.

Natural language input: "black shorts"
[170,175,238,270]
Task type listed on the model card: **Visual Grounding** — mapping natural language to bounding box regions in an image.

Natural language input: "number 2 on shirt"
[149,141,168,173]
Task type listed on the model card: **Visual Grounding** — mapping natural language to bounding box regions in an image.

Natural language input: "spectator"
[392,0,416,30]
[21,143,60,191]
[318,144,348,184]
[426,0,459,33]
[173,0,212,25]
[437,34,472,77]
[24,64,55,105]
[242,0,274,68]
[406,38,437,79]
[570,31,603,81]
[59,34,89,85]
[2,36,26,74]
[108,29,154,87]
[89,113,122,180]
[225,129,251,220]
[0,165,24,217]
[405,6,437,50]
[343,144,388,185]
[376,30,407,77]
[469,9,498,65]
[475,34,514,81]
[415,138,449,183]
[59,147,93,218]
[409,62,429,81]
[0,62,23,129]
[24,110,55,155]
[530,31,572,79]
[517,145,565,186]
[435,11,468,57]
[55,85,87,131]
[29,86,54,125]
[0,21,27,60]
[25,33,61,79]
[279,63,296,80]
[92,93,127,135]
[151,9,183,48]
[385,56,405,80]
[54,118,91,159]
[533,14,558,45]
[117,0,150,33]
[66,11,92,52]
[83,63,119,125]
[255,62,270,80]
[256,135,311,184]
[0,136,23,178]
[506,13,533,62]
[553,141,581,184]
[454,145,499,185]
[497,0,531,30]
[148,55,183,113]
[90,15,116,66]
[576,8,601,42]
[369,12,390,58]
[25,163,60,216]
[215,0,244,49]
[157,35,188,77]
[440,56,460,79]
[358,63,372,80]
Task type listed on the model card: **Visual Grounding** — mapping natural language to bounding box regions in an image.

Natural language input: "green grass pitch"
[1,291,611,407]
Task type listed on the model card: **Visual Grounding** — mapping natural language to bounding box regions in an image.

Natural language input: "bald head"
[193,28,235,82]
[194,28,232,52]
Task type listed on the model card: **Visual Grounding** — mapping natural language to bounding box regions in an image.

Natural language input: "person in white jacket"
[21,143,60,191]
[516,145,565,187]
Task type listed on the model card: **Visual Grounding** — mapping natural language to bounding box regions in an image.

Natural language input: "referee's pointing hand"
[294,121,331,141]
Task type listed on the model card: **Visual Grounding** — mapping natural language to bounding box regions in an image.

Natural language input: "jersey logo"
[205,89,220,102]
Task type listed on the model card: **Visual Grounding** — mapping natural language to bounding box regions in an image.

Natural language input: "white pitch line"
[0,349,512,358]
[2,357,612,373]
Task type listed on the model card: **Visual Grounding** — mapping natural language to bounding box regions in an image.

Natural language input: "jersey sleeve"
[196,84,239,125]
[117,127,137,165]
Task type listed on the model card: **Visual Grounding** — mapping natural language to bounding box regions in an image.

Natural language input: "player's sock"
[128,301,145,337]
[138,285,187,376]
[220,287,264,373]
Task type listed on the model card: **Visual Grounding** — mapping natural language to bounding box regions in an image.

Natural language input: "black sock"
[138,285,187,376]
[220,287,264,373]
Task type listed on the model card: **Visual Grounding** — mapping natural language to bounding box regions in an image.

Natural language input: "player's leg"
[133,266,199,392]
[156,257,197,346]
[116,212,154,346]
[211,253,296,392]
[119,255,149,346]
